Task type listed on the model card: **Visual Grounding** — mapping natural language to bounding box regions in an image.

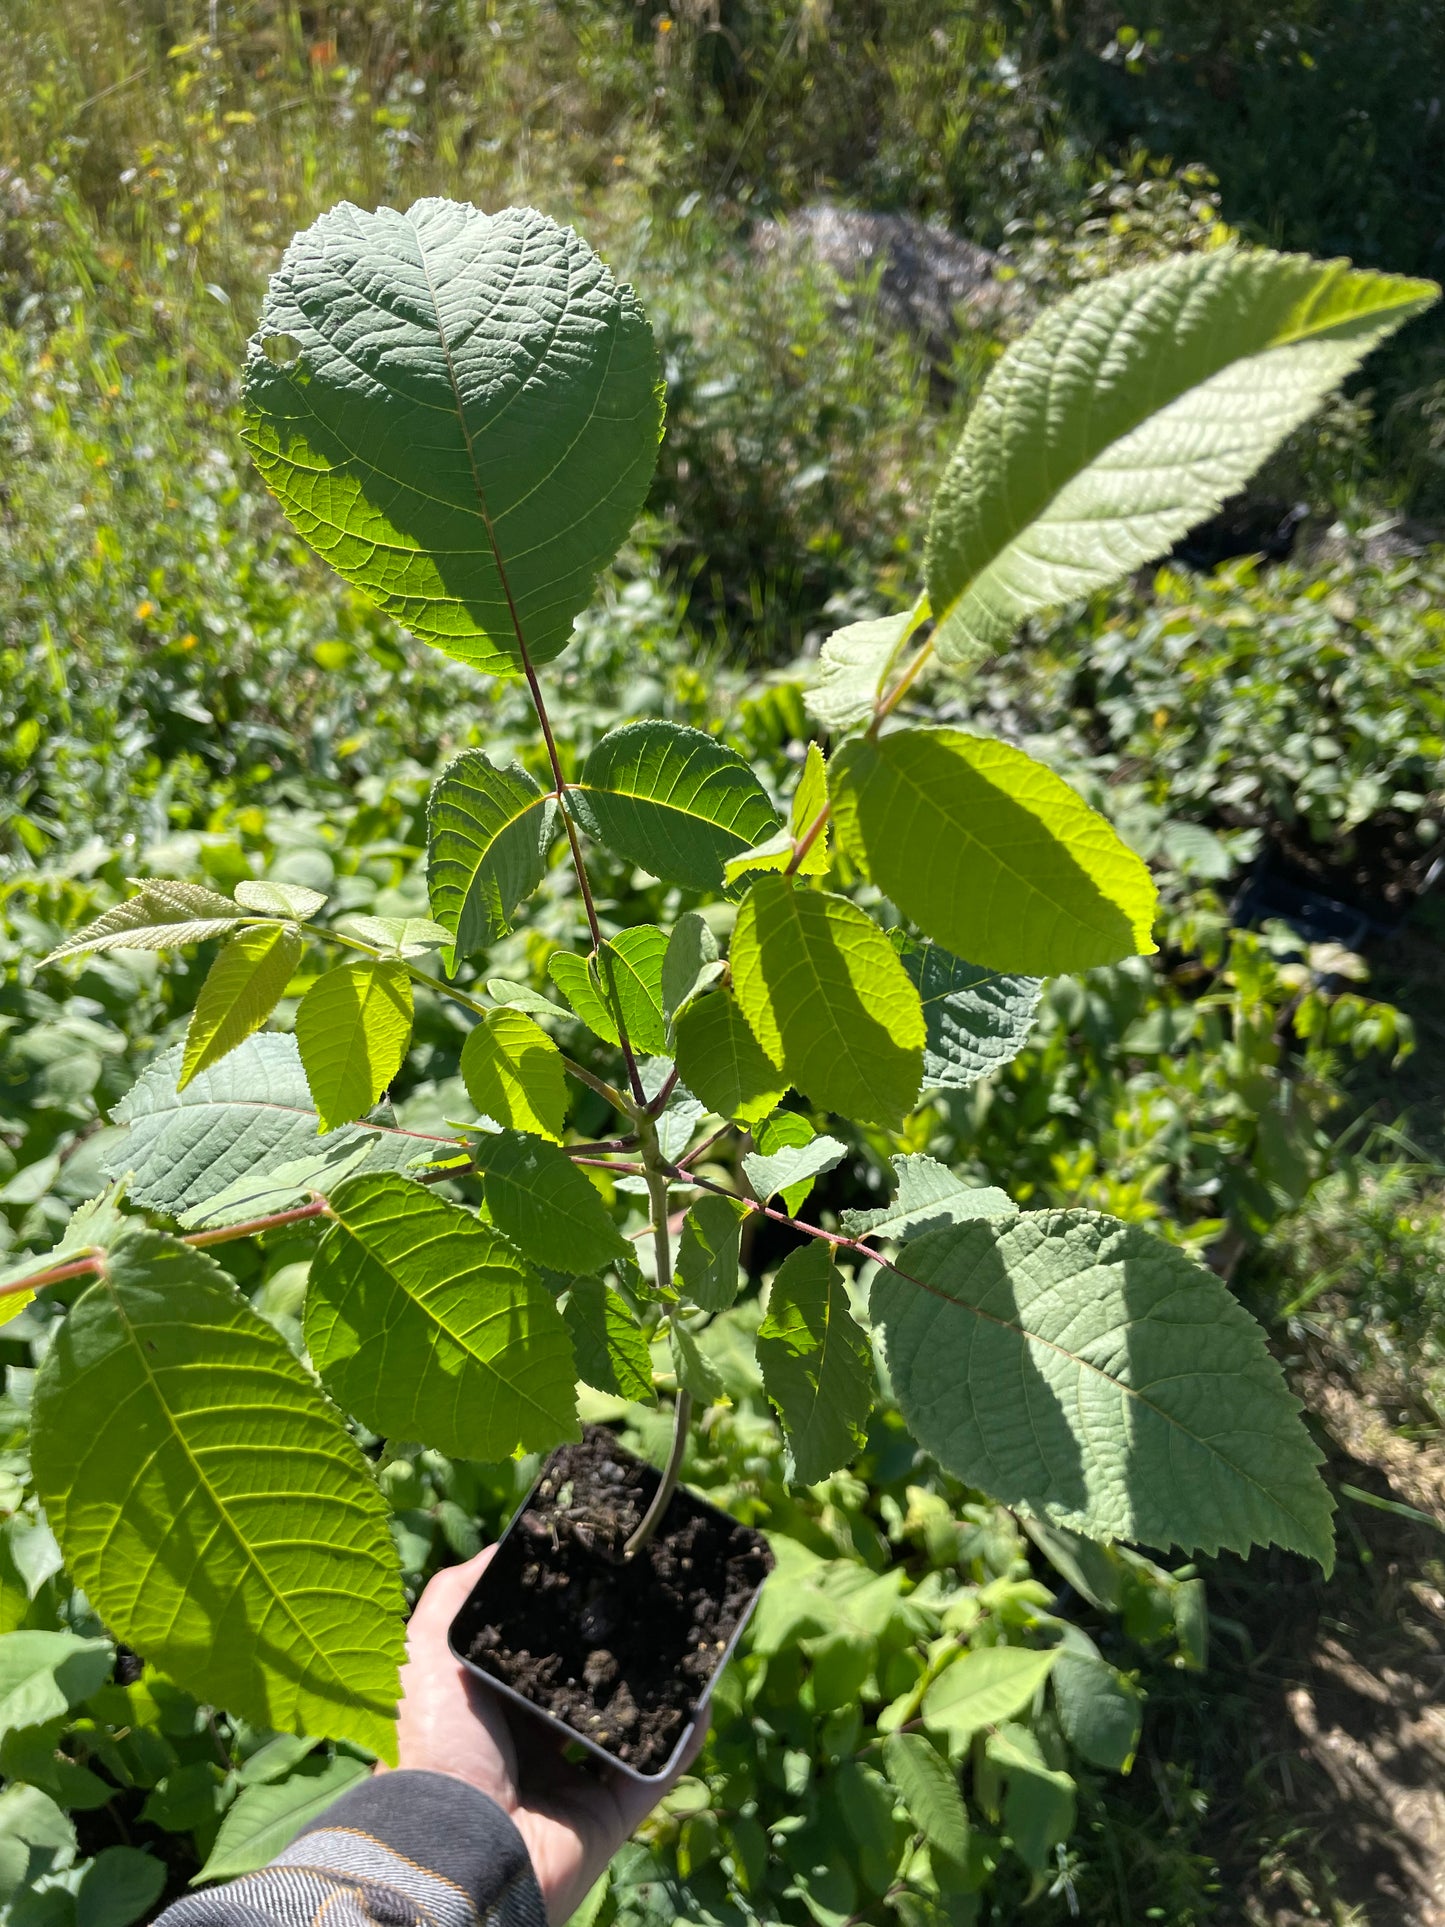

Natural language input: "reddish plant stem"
[183,1200,331,1247]
[0,1254,102,1299]
[676,1123,733,1170]
[784,800,832,878]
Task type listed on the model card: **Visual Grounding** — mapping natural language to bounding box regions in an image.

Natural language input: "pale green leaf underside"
[896,938,1043,1091]
[426,751,556,967]
[0,1632,113,1746]
[242,199,664,676]
[730,876,924,1130]
[672,989,786,1128]
[926,247,1437,662]
[197,1754,371,1882]
[804,611,913,731]
[107,1036,444,1229]
[42,879,245,964]
[180,923,304,1090]
[873,1210,1334,1566]
[474,1130,632,1273]
[921,1646,1058,1750]
[661,912,721,1024]
[234,880,328,921]
[757,1240,874,1485]
[308,1174,579,1461]
[833,727,1157,975]
[841,1153,1014,1241]
[31,1232,406,1756]
[572,721,780,891]
[296,958,413,1133]
[743,1134,846,1205]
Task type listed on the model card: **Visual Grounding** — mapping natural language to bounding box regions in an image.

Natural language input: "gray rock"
[752,203,1014,350]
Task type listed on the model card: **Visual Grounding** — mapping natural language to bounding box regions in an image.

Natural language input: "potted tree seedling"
[4,199,1434,1803]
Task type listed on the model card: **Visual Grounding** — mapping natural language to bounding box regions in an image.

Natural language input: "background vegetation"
[2,3,1444,1922]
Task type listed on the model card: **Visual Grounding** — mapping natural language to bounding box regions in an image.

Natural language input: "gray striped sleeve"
[157,1771,547,1927]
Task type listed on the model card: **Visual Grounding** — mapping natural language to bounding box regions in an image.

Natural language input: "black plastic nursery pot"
[448,1426,775,1783]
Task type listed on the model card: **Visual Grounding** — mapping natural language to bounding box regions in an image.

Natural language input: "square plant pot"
[448,1425,774,1783]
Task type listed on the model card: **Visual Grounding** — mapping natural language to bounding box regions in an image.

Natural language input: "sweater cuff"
[282,1770,547,1925]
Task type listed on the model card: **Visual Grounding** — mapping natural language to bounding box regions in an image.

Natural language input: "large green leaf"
[925,248,1437,663]
[296,958,414,1132]
[872,1210,1334,1565]
[31,1231,406,1755]
[757,1240,874,1485]
[243,200,664,676]
[308,1174,579,1460]
[426,752,555,968]
[571,721,779,890]
[107,1036,442,1229]
[896,938,1042,1092]
[42,880,245,964]
[881,1732,970,1871]
[473,1130,632,1272]
[461,1007,568,1141]
[672,989,786,1128]
[841,1153,1013,1242]
[730,875,924,1129]
[196,1754,371,1882]
[180,924,304,1090]
[832,728,1157,974]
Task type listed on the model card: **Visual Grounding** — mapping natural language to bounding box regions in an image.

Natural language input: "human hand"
[378,1546,705,1925]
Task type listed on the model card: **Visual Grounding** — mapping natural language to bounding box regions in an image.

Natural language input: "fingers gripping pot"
[449,1426,774,1783]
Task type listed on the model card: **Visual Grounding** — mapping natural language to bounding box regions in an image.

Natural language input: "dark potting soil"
[452,1427,772,1773]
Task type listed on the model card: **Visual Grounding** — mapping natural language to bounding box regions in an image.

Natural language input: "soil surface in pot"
[453,1426,772,1772]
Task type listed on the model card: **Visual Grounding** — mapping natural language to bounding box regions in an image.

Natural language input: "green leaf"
[427,753,555,967]
[789,740,832,877]
[670,1320,725,1403]
[243,200,664,676]
[75,1845,167,1927]
[461,1008,568,1141]
[832,727,1158,975]
[1052,1647,1142,1774]
[595,926,670,1056]
[921,1646,1058,1751]
[743,1131,846,1208]
[337,914,452,957]
[722,827,795,886]
[872,1210,1334,1566]
[925,247,1438,664]
[757,1240,873,1484]
[563,1279,654,1402]
[474,1131,632,1272]
[195,1753,371,1883]
[179,923,304,1090]
[0,1632,113,1746]
[661,912,723,1024]
[234,880,327,921]
[983,1723,1075,1873]
[308,1174,579,1461]
[882,1731,971,1870]
[486,978,560,1017]
[572,721,780,890]
[896,939,1043,1091]
[675,1194,747,1313]
[0,1784,74,1901]
[748,1109,827,1215]
[107,1036,440,1229]
[42,879,244,964]
[547,949,620,1045]
[841,1153,1013,1241]
[730,875,924,1129]
[31,1231,406,1756]
[805,611,914,731]
[296,958,414,1132]
[672,989,786,1128]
